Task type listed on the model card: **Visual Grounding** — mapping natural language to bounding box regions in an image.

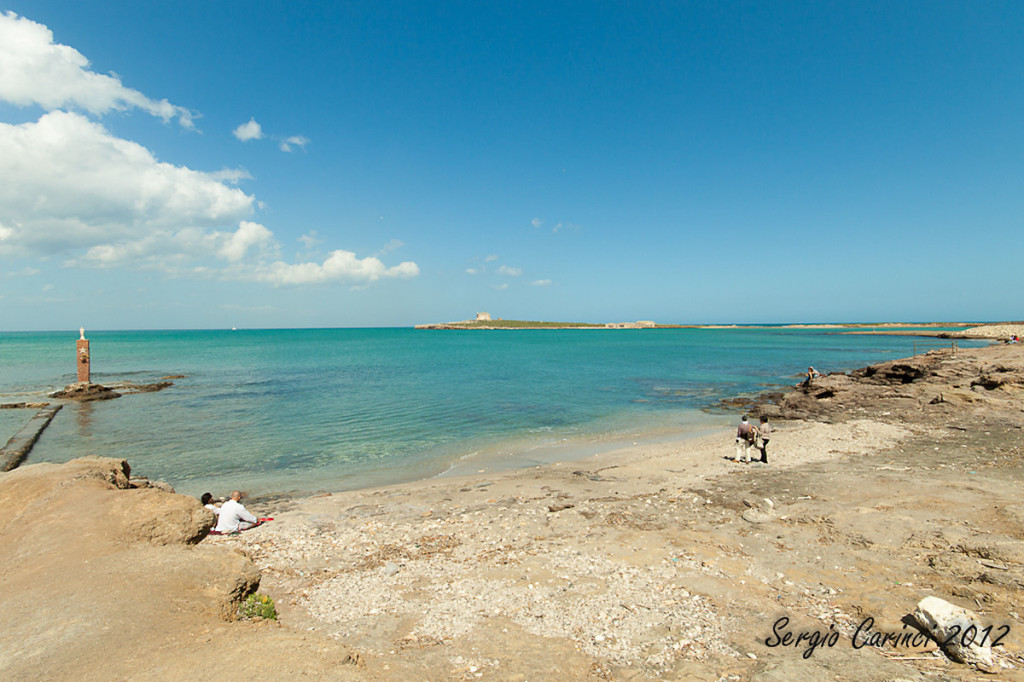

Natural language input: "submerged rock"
[50,382,121,401]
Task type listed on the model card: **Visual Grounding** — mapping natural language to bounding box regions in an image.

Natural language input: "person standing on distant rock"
[735,415,758,463]
[214,490,257,532]
[757,416,771,463]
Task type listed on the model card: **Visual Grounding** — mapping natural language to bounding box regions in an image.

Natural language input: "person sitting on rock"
[802,366,821,386]
[200,492,220,515]
[214,490,258,532]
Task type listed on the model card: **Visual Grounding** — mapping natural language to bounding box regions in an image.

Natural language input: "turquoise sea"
[1,327,982,497]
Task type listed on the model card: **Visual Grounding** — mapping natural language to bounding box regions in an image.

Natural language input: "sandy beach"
[2,341,1024,680]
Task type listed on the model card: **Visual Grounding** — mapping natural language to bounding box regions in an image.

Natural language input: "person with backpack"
[734,415,758,463]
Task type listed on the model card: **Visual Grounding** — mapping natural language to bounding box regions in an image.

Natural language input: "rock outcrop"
[729,344,1024,423]
[0,457,261,676]
[49,382,121,401]
[49,380,176,402]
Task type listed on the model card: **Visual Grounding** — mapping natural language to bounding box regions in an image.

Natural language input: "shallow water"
[0,327,982,496]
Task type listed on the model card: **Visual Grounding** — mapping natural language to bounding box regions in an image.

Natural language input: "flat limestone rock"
[0,457,263,677]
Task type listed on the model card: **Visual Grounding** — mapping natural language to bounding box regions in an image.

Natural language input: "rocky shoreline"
[2,343,1023,679]
[720,339,1024,422]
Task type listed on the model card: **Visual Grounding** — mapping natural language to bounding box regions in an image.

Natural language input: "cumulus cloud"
[69,221,418,289]
[279,134,309,152]
[0,11,193,126]
[70,223,270,270]
[233,118,264,141]
[0,112,419,285]
[497,265,522,276]
[0,111,255,256]
[218,220,274,262]
[0,12,419,290]
[232,121,309,151]
[255,251,420,286]
[531,279,552,287]
[485,254,498,263]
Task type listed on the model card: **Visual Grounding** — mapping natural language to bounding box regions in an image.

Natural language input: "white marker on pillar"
[76,328,90,384]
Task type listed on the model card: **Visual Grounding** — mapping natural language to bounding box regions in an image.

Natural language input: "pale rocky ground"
[3,343,1024,680]
[953,324,1024,340]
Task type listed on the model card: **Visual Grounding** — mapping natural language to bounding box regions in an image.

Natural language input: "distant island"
[415,315,1023,339]
[414,312,661,330]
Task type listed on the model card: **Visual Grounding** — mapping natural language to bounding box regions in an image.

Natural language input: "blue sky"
[0,1,1021,329]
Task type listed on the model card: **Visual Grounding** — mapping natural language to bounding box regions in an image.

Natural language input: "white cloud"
[0,111,255,256]
[0,13,420,291]
[208,168,253,184]
[493,283,509,290]
[531,217,578,234]
[466,267,479,275]
[497,265,522,276]
[376,238,404,256]
[255,250,420,286]
[531,279,552,287]
[71,224,274,270]
[485,254,499,262]
[279,134,309,152]
[4,266,39,277]
[233,118,263,142]
[0,11,193,127]
[218,220,274,262]
[0,111,420,288]
[70,222,419,289]
[298,231,321,249]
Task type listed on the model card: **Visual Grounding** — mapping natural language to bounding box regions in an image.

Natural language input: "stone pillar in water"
[76,327,90,384]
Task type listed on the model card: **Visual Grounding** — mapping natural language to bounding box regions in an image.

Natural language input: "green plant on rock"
[238,593,277,620]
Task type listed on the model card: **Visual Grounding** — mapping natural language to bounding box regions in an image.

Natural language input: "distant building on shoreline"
[414,313,658,329]
[605,320,656,329]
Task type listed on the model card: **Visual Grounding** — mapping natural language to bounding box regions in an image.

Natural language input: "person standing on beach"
[214,491,258,532]
[757,416,771,463]
[735,415,758,463]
